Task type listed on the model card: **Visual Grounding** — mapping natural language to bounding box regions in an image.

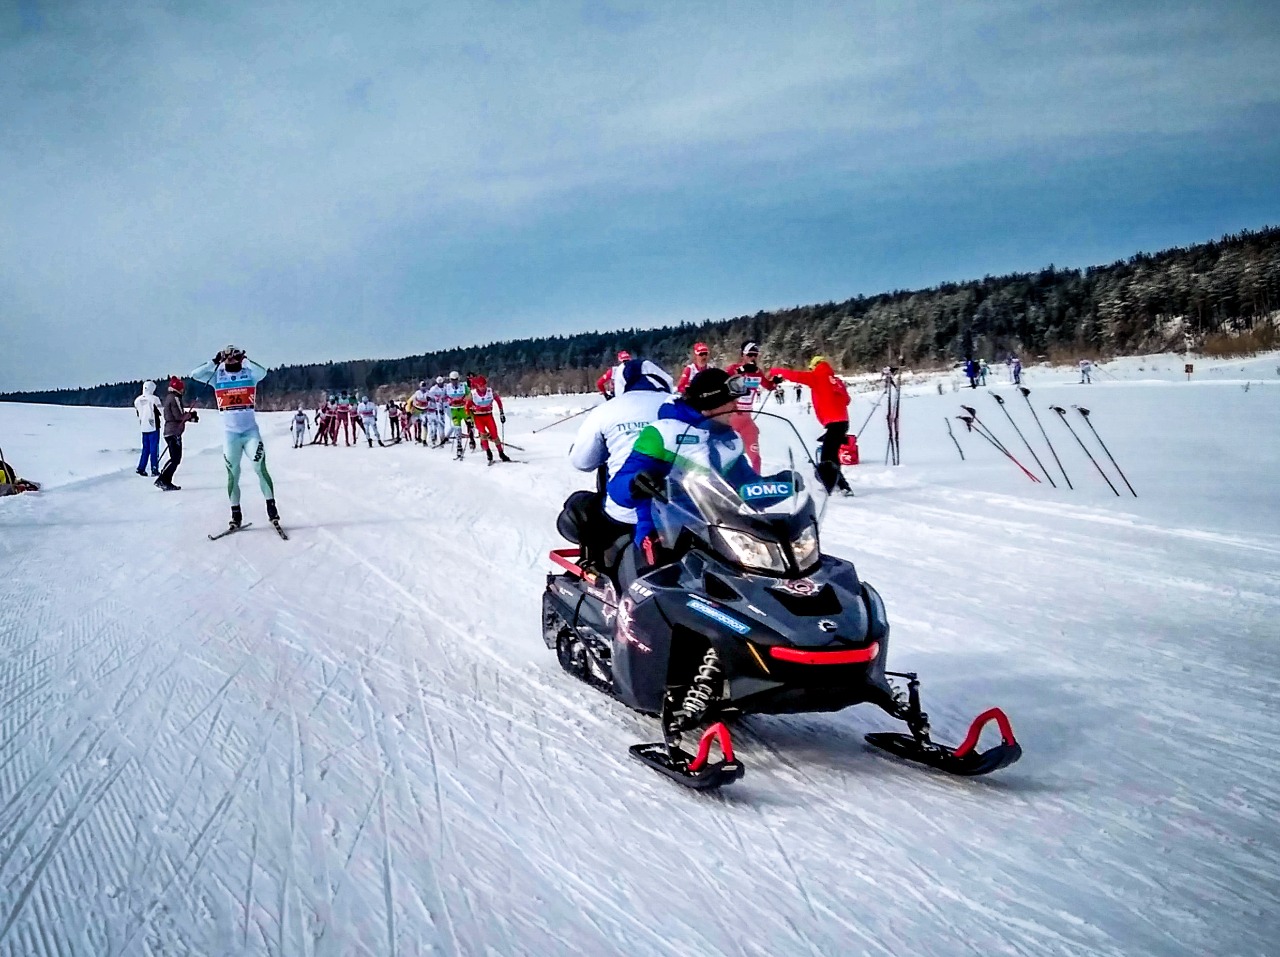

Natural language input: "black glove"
[630,470,667,503]
[500,413,506,423]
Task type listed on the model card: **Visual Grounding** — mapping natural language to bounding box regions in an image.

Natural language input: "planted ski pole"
[1050,406,1118,496]
[991,393,1054,487]
[1020,387,1070,488]
[957,406,1034,481]
[957,416,1040,482]
[857,385,887,438]
[944,416,965,461]
[533,405,596,434]
[1074,406,1136,497]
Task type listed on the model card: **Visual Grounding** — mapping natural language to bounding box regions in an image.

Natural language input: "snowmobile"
[544,412,1022,790]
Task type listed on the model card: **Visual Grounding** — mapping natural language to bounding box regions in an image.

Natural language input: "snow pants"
[160,436,183,485]
[138,431,160,473]
[292,426,306,448]
[224,428,274,506]
[427,410,447,445]
[361,418,380,445]
[817,421,853,494]
[473,414,502,451]
[448,407,472,440]
[730,411,762,471]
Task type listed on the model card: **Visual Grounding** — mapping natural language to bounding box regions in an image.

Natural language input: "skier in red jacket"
[465,375,512,464]
[768,356,853,494]
[676,342,715,393]
[596,350,632,400]
[723,341,778,470]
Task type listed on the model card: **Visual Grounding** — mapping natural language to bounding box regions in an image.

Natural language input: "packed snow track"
[1,356,1278,956]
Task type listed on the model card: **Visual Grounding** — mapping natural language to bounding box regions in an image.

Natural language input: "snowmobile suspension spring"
[679,647,723,720]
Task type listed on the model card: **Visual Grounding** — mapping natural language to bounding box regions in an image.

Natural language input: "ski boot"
[498,449,512,463]
[266,499,279,525]
[228,505,243,530]
[136,469,147,476]
[485,448,494,466]
[154,477,180,491]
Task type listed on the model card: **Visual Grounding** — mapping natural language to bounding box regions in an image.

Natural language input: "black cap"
[684,368,734,411]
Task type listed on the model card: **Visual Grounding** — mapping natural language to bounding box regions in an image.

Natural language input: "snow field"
[0,351,1278,956]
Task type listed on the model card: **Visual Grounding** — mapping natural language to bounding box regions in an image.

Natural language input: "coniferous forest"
[5,226,1278,410]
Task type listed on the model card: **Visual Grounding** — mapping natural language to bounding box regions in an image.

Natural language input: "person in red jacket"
[596,350,632,400]
[723,341,778,470]
[465,375,512,464]
[676,342,715,393]
[768,356,853,494]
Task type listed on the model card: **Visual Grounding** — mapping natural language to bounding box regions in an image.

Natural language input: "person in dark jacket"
[156,376,198,490]
[965,358,980,389]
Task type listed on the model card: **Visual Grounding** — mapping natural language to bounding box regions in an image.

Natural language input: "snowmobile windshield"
[652,412,827,576]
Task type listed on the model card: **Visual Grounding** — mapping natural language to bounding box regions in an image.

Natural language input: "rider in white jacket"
[563,358,674,572]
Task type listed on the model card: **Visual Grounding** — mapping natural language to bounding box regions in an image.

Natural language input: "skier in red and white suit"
[722,341,778,471]
[465,376,512,464]
[676,342,715,393]
[596,350,632,400]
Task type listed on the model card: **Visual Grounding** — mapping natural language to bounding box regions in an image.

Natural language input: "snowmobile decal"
[739,480,793,501]
[686,598,750,635]
[628,582,654,601]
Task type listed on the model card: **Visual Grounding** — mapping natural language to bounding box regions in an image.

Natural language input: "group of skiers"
[293,371,512,463]
[565,342,855,577]
[964,356,1027,388]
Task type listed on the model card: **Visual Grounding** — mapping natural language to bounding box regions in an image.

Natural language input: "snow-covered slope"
[1,353,1278,956]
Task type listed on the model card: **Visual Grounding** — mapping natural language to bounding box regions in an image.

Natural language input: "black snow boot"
[229,505,243,529]
[266,499,280,524]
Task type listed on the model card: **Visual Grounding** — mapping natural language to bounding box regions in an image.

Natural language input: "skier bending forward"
[190,346,281,531]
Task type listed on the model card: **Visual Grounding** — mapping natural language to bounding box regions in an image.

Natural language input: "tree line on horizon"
[5,226,1278,410]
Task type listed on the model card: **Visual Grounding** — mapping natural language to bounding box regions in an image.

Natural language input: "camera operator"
[156,375,199,491]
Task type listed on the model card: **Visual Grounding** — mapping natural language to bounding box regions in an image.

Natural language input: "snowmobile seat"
[557,490,632,583]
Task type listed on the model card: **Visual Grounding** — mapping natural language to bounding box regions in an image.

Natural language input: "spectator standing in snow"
[1010,356,1023,385]
[979,359,990,386]
[965,358,980,389]
[768,356,854,495]
[1079,358,1093,384]
[134,381,163,476]
[291,408,310,448]
[157,376,197,490]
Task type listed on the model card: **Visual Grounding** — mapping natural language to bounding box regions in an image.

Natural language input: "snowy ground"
[1,352,1278,956]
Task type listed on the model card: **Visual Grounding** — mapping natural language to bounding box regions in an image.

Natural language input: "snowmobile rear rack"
[549,548,594,581]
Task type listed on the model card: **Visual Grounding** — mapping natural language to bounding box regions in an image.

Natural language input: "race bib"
[216,386,256,411]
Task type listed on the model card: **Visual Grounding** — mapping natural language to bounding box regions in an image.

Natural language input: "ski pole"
[956,416,1040,483]
[944,416,965,461]
[1050,406,1119,496]
[1019,387,1070,488]
[856,385,887,438]
[990,393,1055,487]
[959,405,1020,462]
[1073,406,1136,497]
[533,405,596,433]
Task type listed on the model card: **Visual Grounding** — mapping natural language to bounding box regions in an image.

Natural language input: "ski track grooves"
[1,399,1278,957]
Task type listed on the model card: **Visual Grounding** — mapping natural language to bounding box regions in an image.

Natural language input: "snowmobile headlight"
[713,527,787,574]
[792,524,819,572]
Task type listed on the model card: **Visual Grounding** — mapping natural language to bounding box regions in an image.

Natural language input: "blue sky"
[2,0,1278,390]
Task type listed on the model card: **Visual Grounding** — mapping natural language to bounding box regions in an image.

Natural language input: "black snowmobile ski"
[209,522,253,541]
[630,723,745,791]
[864,673,1021,776]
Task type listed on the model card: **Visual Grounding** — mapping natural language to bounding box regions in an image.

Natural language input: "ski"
[208,522,253,541]
[271,521,289,540]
